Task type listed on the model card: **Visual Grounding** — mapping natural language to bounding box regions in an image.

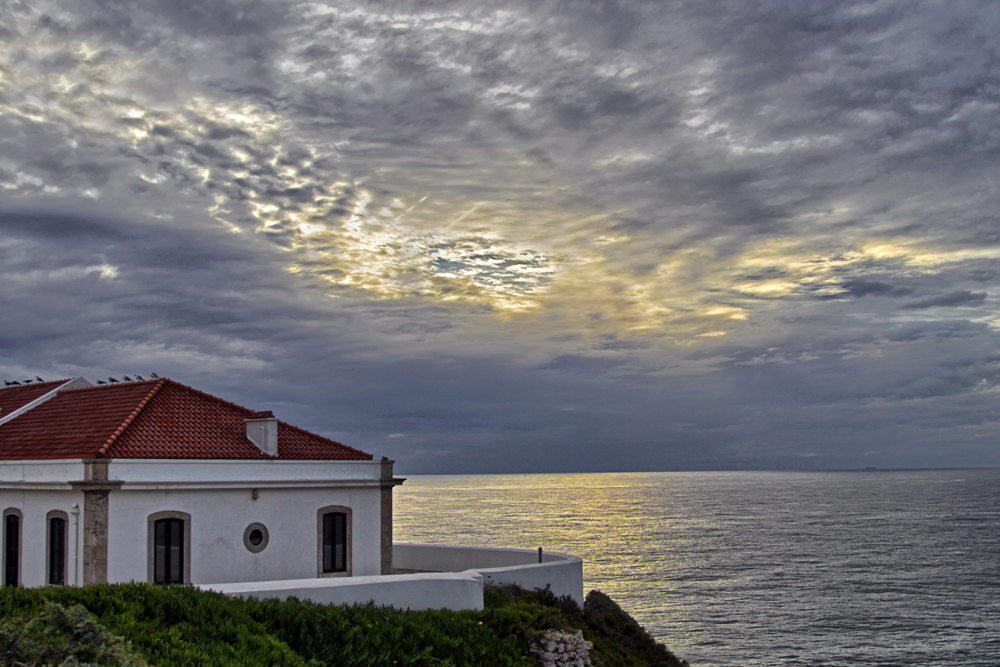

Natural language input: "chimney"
[245,411,278,457]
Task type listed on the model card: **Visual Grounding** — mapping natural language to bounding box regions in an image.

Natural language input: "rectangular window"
[48,517,66,585]
[322,512,347,573]
[4,515,18,587]
[154,518,184,584]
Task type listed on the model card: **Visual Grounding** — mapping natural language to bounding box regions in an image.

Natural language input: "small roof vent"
[244,411,278,457]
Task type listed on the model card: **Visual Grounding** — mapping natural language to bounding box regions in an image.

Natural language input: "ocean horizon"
[394,469,1000,667]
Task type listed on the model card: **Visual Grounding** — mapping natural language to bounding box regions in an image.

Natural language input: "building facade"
[0,378,402,588]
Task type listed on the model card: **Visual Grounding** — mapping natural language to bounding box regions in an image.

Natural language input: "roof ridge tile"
[277,419,368,456]
[160,378,257,415]
[57,381,156,397]
[97,379,168,458]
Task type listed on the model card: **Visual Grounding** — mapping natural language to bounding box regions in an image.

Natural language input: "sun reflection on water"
[394,472,694,635]
[394,470,1000,667]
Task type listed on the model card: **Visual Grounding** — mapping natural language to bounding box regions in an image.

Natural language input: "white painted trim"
[0,480,384,492]
[1,459,383,488]
[107,460,383,484]
[0,480,383,491]
[0,377,92,426]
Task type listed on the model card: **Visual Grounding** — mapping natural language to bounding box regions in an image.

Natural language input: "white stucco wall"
[0,488,84,588]
[0,461,86,485]
[1,458,387,588]
[106,485,384,584]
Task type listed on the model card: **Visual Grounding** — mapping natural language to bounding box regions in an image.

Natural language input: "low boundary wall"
[204,571,485,611]
[394,543,584,605]
[201,543,583,611]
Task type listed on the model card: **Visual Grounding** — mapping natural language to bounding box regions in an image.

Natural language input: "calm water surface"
[393,470,1000,667]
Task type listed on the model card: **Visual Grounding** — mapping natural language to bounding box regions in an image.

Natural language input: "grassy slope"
[0,583,686,667]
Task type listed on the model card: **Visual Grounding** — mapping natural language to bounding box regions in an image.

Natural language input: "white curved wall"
[206,571,486,612]
[203,542,585,611]
[394,543,584,605]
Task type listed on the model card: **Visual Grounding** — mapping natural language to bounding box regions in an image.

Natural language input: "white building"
[0,377,402,588]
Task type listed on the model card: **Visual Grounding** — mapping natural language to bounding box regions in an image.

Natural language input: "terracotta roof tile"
[0,378,371,461]
[0,380,67,417]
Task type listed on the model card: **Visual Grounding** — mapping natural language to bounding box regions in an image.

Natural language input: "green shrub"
[0,583,684,667]
[1,584,307,666]
[482,585,686,667]
[582,591,686,667]
[0,599,147,666]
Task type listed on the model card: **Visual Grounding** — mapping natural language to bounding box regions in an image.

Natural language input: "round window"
[243,522,269,553]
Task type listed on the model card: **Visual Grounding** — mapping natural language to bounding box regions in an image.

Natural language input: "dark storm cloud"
[902,290,988,310]
[0,208,281,345]
[2,0,1000,471]
[838,280,914,299]
[0,209,127,241]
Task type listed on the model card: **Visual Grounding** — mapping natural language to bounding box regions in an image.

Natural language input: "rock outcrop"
[529,629,594,667]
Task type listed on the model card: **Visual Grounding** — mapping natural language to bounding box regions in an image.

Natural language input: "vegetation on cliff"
[0,583,685,666]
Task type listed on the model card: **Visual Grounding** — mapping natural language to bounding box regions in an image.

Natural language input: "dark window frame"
[147,511,191,585]
[153,518,184,584]
[322,512,347,573]
[46,511,68,585]
[3,510,21,588]
[317,506,352,577]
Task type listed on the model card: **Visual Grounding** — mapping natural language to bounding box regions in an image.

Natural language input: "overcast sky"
[2,0,999,473]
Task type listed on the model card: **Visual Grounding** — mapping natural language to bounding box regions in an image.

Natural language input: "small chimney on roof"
[245,410,278,457]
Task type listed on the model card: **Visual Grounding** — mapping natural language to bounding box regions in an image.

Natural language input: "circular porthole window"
[243,522,269,553]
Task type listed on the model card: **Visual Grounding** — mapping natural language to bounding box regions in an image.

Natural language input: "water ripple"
[394,470,1000,667]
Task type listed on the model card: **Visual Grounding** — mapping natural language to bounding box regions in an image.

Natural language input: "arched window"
[147,512,190,585]
[47,511,68,585]
[154,519,183,584]
[3,509,21,588]
[317,506,352,576]
[323,513,347,572]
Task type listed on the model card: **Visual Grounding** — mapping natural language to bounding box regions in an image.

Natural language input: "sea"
[392,469,1000,667]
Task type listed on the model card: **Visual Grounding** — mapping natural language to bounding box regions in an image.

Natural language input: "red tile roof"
[0,379,371,461]
[0,380,67,417]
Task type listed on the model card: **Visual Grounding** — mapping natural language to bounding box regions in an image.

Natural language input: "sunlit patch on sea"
[394,470,1000,666]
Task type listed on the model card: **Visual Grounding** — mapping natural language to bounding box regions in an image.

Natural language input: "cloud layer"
[2,0,999,471]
